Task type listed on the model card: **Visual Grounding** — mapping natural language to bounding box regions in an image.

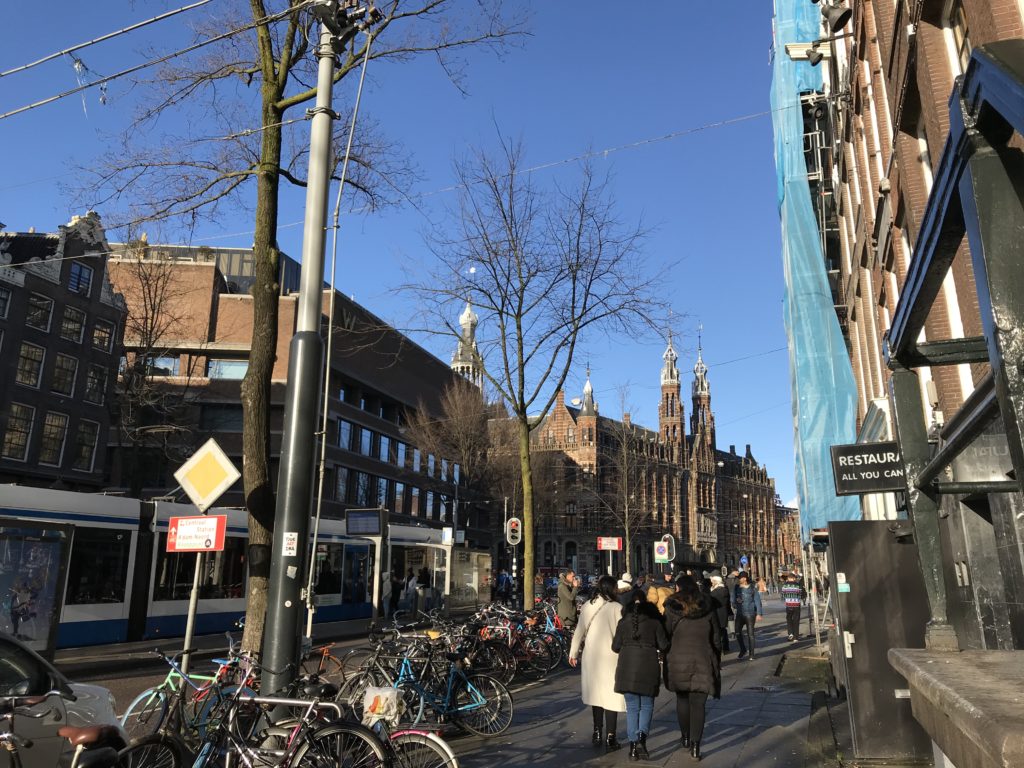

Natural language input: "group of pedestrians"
[563,573,718,761]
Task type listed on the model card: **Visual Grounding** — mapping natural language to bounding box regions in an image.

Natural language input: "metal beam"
[899,337,990,368]
[933,481,1020,496]
[889,367,957,648]
[958,135,1024,492]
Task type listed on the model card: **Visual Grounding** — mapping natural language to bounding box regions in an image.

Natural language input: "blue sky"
[0,1,796,503]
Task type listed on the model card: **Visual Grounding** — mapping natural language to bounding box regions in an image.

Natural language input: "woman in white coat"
[569,575,626,752]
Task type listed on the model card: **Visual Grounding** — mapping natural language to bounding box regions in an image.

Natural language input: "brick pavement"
[458,600,828,768]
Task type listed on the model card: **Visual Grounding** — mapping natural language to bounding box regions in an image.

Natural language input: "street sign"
[740,555,749,567]
[173,438,241,512]
[506,517,522,546]
[830,441,905,496]
[654,541,670,563]
[597,536,623,551]
[167,514,227,553]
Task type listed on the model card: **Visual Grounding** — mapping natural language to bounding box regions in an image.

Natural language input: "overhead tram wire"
[0,0,215,79]
[0,1,313,122]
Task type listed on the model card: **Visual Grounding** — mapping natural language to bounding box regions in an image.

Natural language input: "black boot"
[592,727,602,747]
[680,733,690,748]
[637,733,649,760]
[690,742,701,761]
[628,742,639,761]
[606,733,621,753]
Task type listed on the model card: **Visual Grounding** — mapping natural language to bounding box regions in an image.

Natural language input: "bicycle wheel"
[116,732,189,768]
[472,641,516,686]
[389,731,458,768]
[536,632,564,670]
[336,667,389,721]
[451,674,513,737]
[300,652,347,685]
[338,647,375,680]
[289,721,388,768]
[514,636,551,681]
[120,687,169,740]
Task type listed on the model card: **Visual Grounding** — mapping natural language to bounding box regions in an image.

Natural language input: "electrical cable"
[0,0,215,79]
[0,1,312,121]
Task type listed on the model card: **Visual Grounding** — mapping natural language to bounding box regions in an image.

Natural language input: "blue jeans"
[624,693,654,742]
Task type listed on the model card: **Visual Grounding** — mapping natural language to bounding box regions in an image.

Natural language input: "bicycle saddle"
[58,725,126,750]
[300,681,338,699]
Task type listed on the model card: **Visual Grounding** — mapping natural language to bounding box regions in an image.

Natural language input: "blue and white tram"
[0,487,375,648]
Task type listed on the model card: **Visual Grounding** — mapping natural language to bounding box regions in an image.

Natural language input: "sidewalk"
[459,601,836,768]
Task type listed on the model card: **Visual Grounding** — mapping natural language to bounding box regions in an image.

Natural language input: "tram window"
[342,545,369,604]
[153,534,247,601]
[313,543,343,595]
[65,529,130,604]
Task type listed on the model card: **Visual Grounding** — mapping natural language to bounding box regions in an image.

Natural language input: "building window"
[0,286,10,318]
[146,355,180,376]
[68,262,94,296]
[409,487,421,516]
[84,364,107,404]
[338,420,353,450]
[207,359,248,379]
[51,353,78,396]
[376,477,390,508]
[15,343,45,388]
[425,491,435,519]
[378,434,391,463]
[60,306,87,343]
[199,404,243,431]
[427,454,436,478]
[336,467,349,502]
[566,426,575,443]
[353,471,372,506]
[412,448,421,473]
[38,412,69,466]
[394,482,405,514]
[72,419,100,472]
[947,0,972,73]
[359,428,373,456]
[396,442,407,469]
[92,319,115,351]
[440,458,448,481]
[26,294,53,331]
[1,403,35,461]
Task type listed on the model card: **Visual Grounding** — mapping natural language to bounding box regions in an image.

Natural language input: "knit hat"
[621,572,633,583]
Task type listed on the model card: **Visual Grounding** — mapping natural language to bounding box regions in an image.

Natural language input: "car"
[0,633,123,767]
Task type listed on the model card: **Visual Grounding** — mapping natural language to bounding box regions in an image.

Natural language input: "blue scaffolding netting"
[770,0,860,536]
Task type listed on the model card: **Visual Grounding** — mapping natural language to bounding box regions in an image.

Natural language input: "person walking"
[708,574,731,654]
[569,575,626,753]
[781,572,806,641]
[732,571,763,660]
[663,576,721,762]
[557,570,580,629]
[612,590,668,761]
[616,572,635,606]
[496,569,513,605]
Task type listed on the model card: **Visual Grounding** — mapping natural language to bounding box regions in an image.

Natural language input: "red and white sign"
[167,515,227,553]
[597,536,623,551]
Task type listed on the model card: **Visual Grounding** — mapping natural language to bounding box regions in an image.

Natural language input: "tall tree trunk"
[517,419,534,610]
[239,103,284,654]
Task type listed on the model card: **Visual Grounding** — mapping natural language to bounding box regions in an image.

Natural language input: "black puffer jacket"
[612,601,669,697]
[662,594,722,698]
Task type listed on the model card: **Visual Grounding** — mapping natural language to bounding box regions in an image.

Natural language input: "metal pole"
[262,15,338,696]
[181,552,204,678]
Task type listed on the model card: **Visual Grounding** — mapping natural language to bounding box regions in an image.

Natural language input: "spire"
[451,300,483,389]
[580,366,597,416]
[661,335,679,385]
[692,324,709,396]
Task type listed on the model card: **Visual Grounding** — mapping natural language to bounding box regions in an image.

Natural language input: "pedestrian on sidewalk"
[663,575,721,762]
[612,590,669,761]
[569,575,626,753]
[557,570,580,629]
[708,574,731,654]
[616,572,635,607]
[732,571,763,660]
[781,572,806,641]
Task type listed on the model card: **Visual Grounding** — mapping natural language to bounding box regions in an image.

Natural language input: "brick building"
[522,337,780,578]
[0,213,125,489]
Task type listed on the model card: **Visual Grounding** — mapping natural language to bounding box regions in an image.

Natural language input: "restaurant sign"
[830,441,906,496]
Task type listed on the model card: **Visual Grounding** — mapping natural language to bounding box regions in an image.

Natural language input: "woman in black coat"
[612,592,668,761]
[663,576,722,761]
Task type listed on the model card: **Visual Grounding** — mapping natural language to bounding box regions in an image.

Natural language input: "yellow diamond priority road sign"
[173,438,241,512]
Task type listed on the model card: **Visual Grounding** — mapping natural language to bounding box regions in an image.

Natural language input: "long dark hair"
[629,590,647,640]
[674,575,703,613]
[590,575,618,604]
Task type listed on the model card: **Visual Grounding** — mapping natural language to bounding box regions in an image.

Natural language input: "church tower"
[658,336,684,445]
[690,339,715,445]
[451,301,484,389]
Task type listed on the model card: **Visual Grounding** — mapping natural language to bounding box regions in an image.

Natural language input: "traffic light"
[505,517,522,546]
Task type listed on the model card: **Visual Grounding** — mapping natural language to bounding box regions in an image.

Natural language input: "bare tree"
[410,138,666,609]
[75,0,525,651]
